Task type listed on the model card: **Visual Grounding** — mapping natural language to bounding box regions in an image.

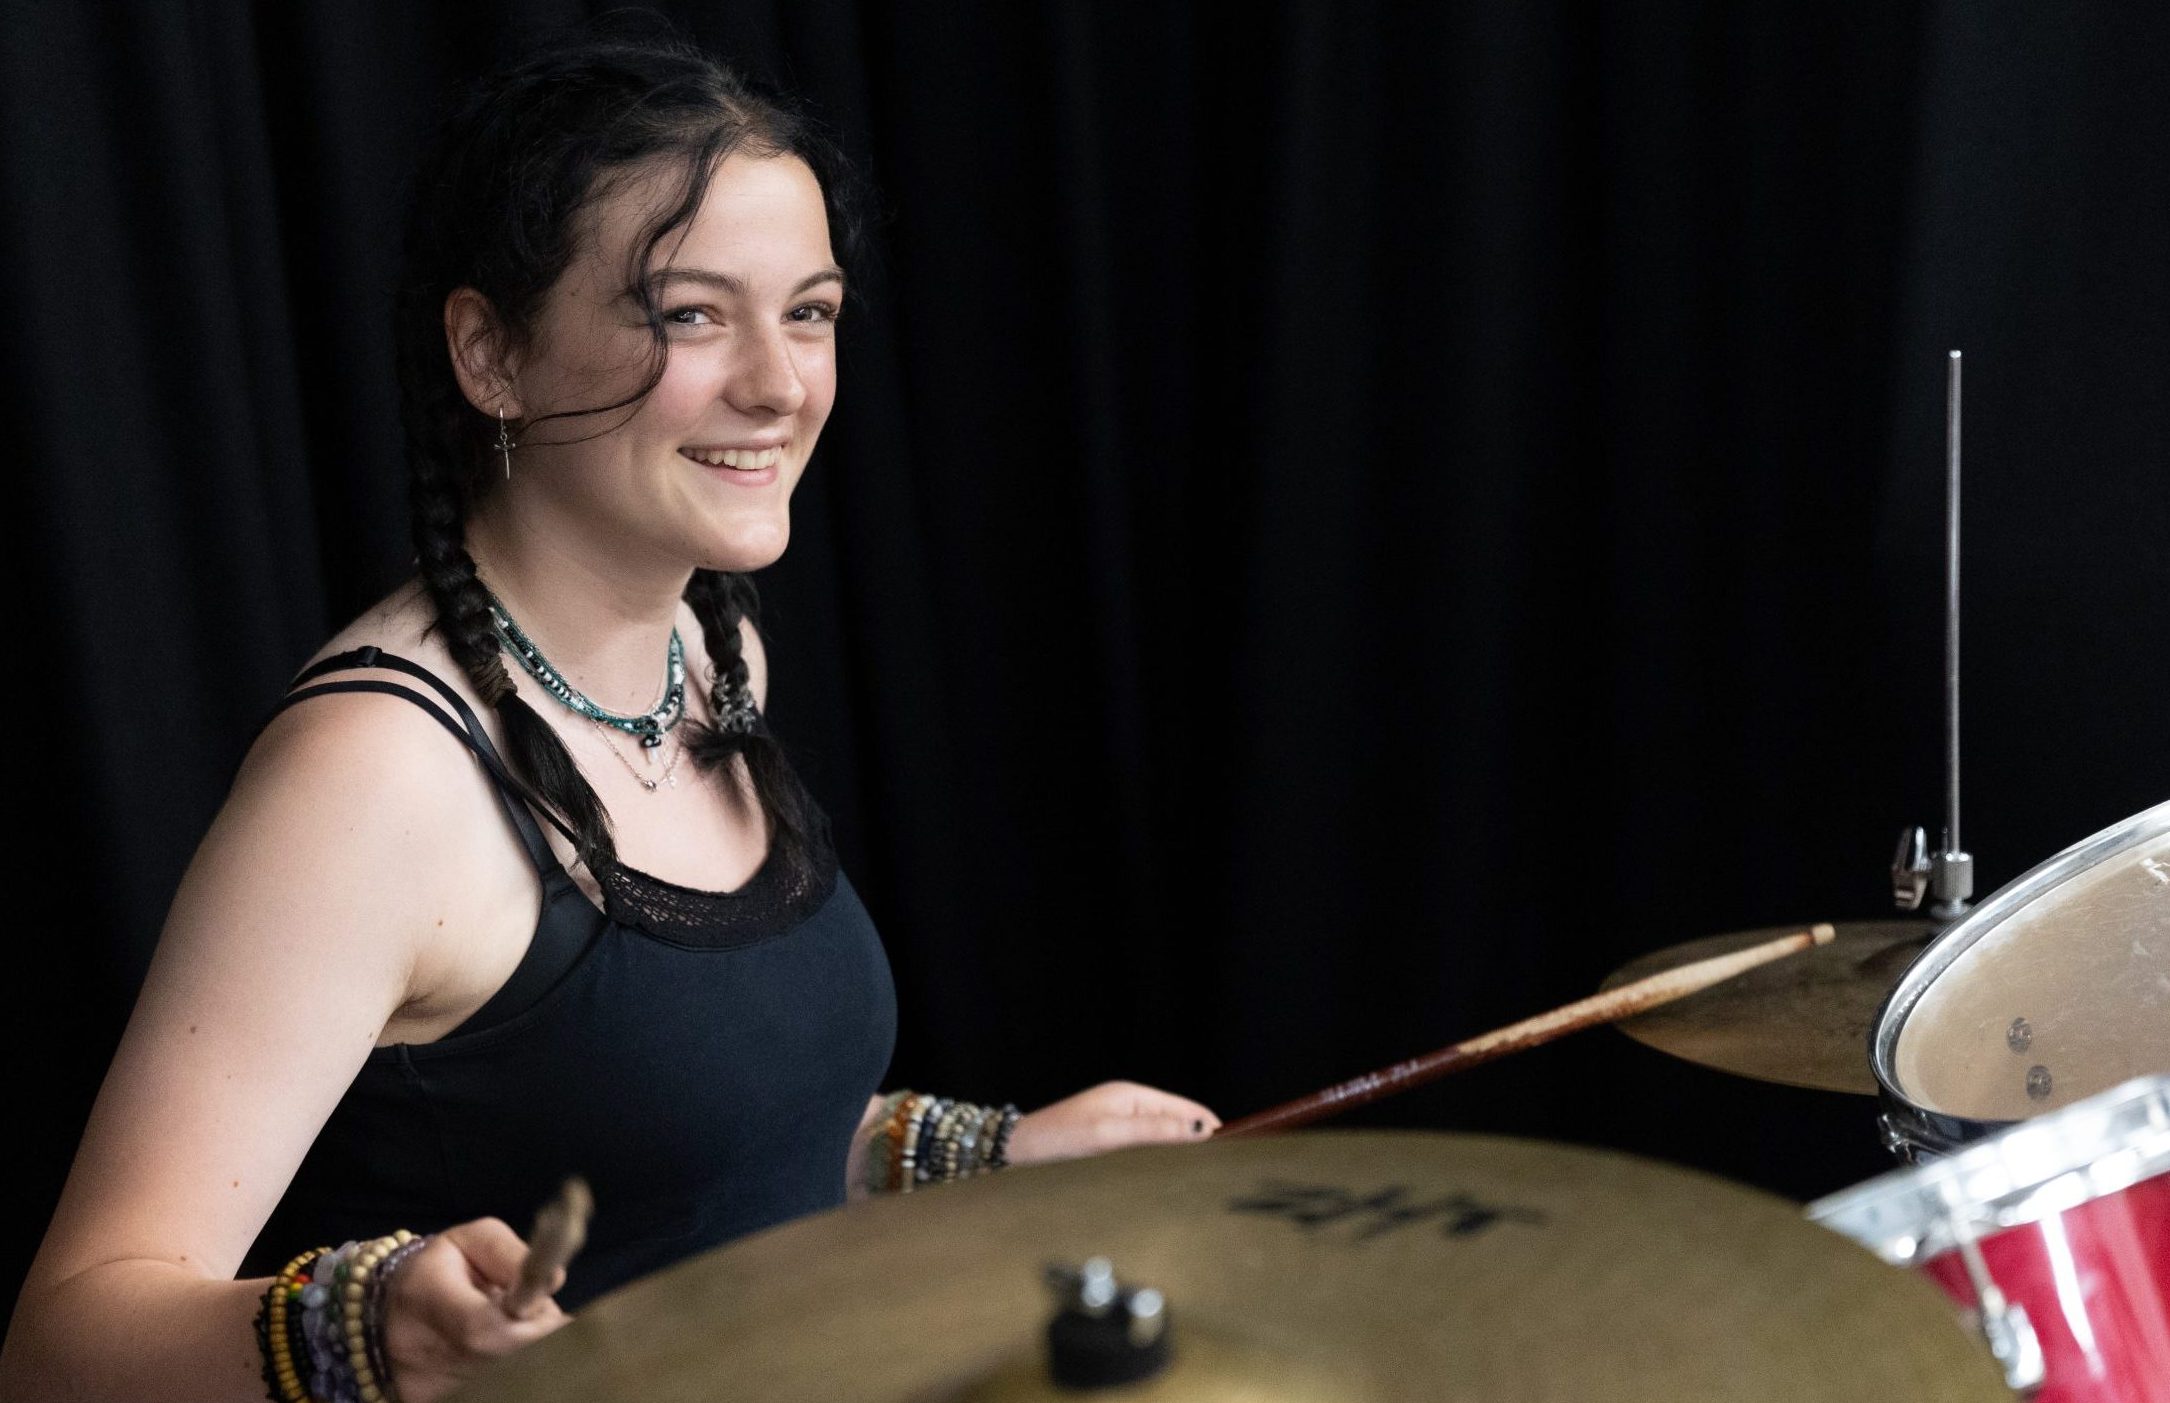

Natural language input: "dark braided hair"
[392,17,860,882]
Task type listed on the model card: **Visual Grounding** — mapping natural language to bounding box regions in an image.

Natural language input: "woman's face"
[502,150,842,575]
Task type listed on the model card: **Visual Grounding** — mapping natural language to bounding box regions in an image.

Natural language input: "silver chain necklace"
[592,719,684,792]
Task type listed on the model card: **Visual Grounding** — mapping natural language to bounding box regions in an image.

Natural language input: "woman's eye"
[789,301,842,326]
[664,306,714,327]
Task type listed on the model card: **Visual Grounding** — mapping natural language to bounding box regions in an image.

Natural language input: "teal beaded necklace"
[487,595,687,751]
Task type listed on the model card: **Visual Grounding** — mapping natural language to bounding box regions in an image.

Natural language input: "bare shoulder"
[245,580,492,810]
[227,588,500,929]
[226,577,517,955]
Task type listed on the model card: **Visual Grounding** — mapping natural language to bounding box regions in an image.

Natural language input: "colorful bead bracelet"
[252,1230,427,1403]
[866,1091,1023,1195]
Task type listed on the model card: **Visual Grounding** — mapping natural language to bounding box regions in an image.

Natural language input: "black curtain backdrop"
[6,1,2166,1319]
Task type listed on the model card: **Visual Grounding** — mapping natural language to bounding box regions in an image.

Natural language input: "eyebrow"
[639,266,846,298]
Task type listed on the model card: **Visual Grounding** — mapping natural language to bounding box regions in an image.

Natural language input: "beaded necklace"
[487,595,687,754]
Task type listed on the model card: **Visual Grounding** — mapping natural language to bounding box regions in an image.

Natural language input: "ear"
[443,286,526,419]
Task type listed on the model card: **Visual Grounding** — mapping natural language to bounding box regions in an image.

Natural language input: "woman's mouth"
[679,444,783,486]
[678,445,783,470]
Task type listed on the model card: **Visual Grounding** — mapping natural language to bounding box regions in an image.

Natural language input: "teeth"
[683,446,783,469]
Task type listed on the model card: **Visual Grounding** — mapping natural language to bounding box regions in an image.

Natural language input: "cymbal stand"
[1892,351,1975,925]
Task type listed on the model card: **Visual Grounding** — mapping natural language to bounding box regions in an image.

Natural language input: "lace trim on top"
[597,819,838,950]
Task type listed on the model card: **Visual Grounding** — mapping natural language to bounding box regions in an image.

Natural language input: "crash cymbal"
[452,1131,2006,1403]
[1602,919,1935,1095]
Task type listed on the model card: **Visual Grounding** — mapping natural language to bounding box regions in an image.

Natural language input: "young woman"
[1,27,1216,1403]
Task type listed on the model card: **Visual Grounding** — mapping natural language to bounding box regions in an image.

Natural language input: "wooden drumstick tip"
[1810,922,1836,945]
[503,1175,593,1319]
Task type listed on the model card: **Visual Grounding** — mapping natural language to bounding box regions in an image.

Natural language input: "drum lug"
[1953,1237,2046,1394]
[1875,1113,1919,1165]
[1892,827,1931,911]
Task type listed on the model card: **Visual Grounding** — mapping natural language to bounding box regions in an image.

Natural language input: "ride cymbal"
[1600,919,1935,1095]
[453,1130,2005,1403]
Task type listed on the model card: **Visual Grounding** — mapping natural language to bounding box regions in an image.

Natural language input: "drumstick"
[1217,923,1836,1138]
[502,1176,593,1319]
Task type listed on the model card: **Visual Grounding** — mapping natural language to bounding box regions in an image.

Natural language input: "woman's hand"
[1004,1080,1221,1167]
[380,1216,571,1403]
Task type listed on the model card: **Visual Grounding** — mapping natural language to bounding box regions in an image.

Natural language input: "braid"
[684,568,754,715]
[409,437,619,876]
[411,453,511,703]
[682,569,819,874]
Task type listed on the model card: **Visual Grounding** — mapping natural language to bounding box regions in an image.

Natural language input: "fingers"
[437,1216,529,1291]
[384,1230,569,1389]
[1154,1095,1221,1132]
[461,1292,570,1354]
[409,1220,564,1345]
[1101,1113,1215,1149]
[1091,1080,1221,1133]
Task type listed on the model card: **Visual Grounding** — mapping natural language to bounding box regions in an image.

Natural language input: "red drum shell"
[1917,1174,2170,1403]
[1811,1076,2170,1403]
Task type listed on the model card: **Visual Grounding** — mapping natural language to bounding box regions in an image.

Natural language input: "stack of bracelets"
[252,1230,428,1403]
[865,1091,1023,1195]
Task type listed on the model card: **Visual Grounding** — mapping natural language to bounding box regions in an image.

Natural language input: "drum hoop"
[1869,799,2170,1123]
[1810,1075,2170,1265]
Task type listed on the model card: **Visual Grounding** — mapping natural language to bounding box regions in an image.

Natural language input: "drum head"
[1878,802,2170,1136]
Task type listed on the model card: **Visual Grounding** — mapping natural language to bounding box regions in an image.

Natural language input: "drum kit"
[452,361,2168,1402]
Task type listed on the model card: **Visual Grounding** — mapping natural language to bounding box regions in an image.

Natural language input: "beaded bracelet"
[342,1230,418,1403]
[363,1234,429,1398]
[990,1105,1022,1169]
[868,1091,1023,1194]
[898,1093,933,1188]
[255,1231,421,1403]
[256,1247,328,1403]
[867,1089,914,1195]
[302,1241,363,1403]
[912,1097,951,1187]
[285,1261,319,1401]
[929,1102,957,1183]
[937,1101,972,1180]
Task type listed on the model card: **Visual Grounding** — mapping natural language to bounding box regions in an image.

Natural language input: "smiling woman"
[0,19,1217,1403]
[409,53,855,893]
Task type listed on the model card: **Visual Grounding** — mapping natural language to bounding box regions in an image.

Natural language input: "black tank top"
[239,647,897,1309]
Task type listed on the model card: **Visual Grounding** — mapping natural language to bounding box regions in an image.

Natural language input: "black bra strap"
[289,646,489,740]
[261,647,573,880]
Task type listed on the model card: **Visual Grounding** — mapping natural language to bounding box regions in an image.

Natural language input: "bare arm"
[843,1095,889,1203]
[0,694,497,1401]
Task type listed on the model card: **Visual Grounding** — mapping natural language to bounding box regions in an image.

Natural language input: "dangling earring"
[497,406,515,480]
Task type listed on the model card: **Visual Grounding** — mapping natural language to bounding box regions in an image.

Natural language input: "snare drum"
[1809,1076,2170,1403]
[1873,801,2170,1158]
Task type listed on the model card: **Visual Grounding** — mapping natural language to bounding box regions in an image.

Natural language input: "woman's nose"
[724,324,807,417]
